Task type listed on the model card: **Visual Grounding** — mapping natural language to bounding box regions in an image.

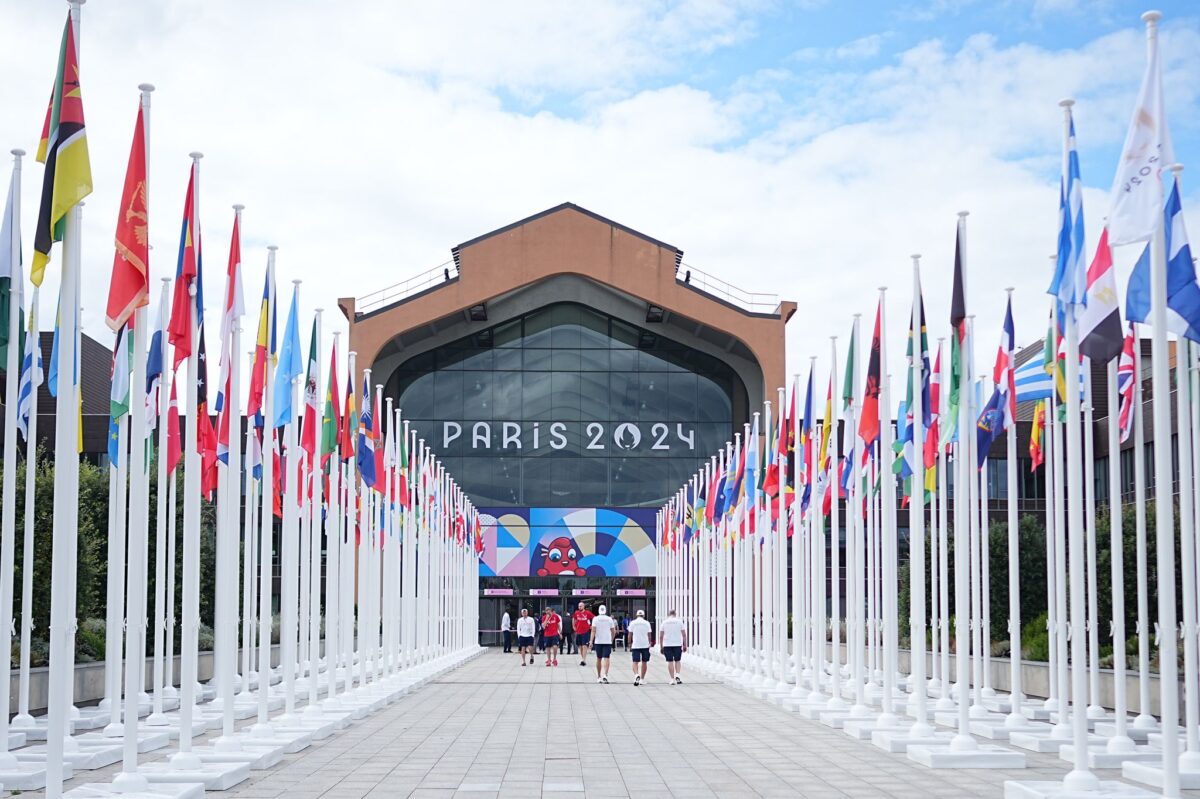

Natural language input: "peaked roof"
[450,202,682,269]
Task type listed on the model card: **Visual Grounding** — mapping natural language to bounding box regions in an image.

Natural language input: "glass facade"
[392,302,746,509]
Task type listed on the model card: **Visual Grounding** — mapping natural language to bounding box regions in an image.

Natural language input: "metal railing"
[675,262,780,314]
[355,260,457,315]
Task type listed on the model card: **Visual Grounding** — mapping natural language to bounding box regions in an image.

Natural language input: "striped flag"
[320,345,341,469]
[300,319,319,459]
[16,309,43,441]
[167,163,201,370]
[357,374,376,487]
[1029,400,1045,472]
[1078,227,1124,362]
[0,163,22,370]
[993,296,1017,425]
[246,271,274,422]
[166,381,182,475]
[1049,108,1086,315]
[32,13,92,287]
[1127,177,1200,342]
[215,213,244,463]
[1117,326,1137,443]
[145,286,166,434]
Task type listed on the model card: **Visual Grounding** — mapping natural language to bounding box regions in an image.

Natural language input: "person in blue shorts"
[589,605,617,683]
[627,609,652,686]
[658,608,688,684]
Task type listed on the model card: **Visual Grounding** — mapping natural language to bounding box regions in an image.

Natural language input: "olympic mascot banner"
[476,507,657,577]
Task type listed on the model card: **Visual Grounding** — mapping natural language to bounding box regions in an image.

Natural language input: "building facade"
[339,204,795,640]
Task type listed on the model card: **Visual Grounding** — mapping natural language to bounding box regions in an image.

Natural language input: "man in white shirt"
[501,610,512,653]
[589,605,617,683]
[627,610,653,686]
[658,608,688,684]
[515,609,537,666]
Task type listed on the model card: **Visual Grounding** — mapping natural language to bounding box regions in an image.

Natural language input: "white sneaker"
[602,676,609,684]
[675,676,682,684]
[596,677,603,684]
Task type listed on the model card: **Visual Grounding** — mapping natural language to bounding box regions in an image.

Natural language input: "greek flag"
[1014,356,1082,403]
[16,322,42,440]
[1050,110,1086,315]
[1126,177,1200,342]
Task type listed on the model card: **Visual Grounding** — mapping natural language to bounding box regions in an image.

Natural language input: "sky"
[1,0,1198,405]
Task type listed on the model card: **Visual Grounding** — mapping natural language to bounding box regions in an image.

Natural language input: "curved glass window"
[391,303,745,508]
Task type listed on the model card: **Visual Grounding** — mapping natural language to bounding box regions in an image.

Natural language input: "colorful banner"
[477,507,657,578]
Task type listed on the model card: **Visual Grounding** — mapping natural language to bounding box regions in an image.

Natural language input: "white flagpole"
[966,317,985,719]
[324,333,342,706]
[281,280,302,716]
[240,351,257,697]
[1082,352,1104,720]
[113,83,154,786]
[15,286,41,729]
[878,286,899,728]
[1130,324,1153,729]
[0,148,22,766]
[828,343,844,708]
[935,337,952,714]
[1182,337,1200,772]
[1104,357,1135,752]
[1004,289,1026,729]
[103,345,129,734]
[849,314,868,716]
[251,246,277,738]
[305,308,324,712]
[148,277,172,725]
[908,259,931,735]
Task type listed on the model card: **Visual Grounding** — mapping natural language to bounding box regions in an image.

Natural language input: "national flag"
[1107,18,1173,247]
[272,284,302,428]
[976,388,1005,469]
[924,344,941,470]
[993,296,1017,426]
[1117,326,1137,443]
[197,333,219,499]
[396,416,410,508]
[1050,108,1086,315]
[32,14,92,287]
[1126,177,1200,342]
[166,381,182,475]
[247,425,263,481]
[321,345,341,468]
[943,221,967,447]
[858,302,882,446]
[1029,400,1045,472]
[167,163,201,370]
[247,271,274,422]
[340,368,357,461]
[216,213,244,463]
[105,104,149,331]
[1014,351,1083,403]
[47,301,60,397]
[110,323,132,419]
[706,459,722,524]
[300,319,319,459]
[371,388,385,494]
[145,288,166,433]
[357,375,376,488]
[1076,228,1123,364]
[1,163,23,369]
[798,369,813,514]
[814,377,833,513]
[16,309,43,441]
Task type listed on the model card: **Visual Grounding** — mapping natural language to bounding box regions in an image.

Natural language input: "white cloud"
[0,0,1197,419]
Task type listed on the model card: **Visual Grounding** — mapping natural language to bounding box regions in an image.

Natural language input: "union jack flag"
[1117,325,1137,444]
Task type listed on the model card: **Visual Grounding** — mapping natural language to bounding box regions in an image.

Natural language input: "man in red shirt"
[541,608,563,667]
[571,602,595,666]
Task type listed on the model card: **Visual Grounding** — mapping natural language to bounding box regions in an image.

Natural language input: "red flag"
[197,334,219,499]
[105,105,149,332]
[857,302,882,445]
[924,344,941,470]
[372,397,384,495]
[166,381,182,476]
[167,164,199,370]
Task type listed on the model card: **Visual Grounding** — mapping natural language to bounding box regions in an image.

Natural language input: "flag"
[167,163,201,370]
[247,271,274,421]
[272,284,302,428]
[1014,349,1083,403]
[1126,177,1200,342]
[166,381,182,475]
[16,310,42,441]
[396,416,410,508]
[371,389,384,494]
[993,296,1017,426]
[1117,326,1137,443]
[300,319,319,459]
[1078,228,1124,362]
[1107,19,1173,247]
[47,301,60,397]
[0,164,23,369]
[321,345,341,468]
[32,14,92,287]
[197,332,219,499]
[706,459,722,525]
[110,323,132,419]
[943,221,967,447]
[215,214,244,463]
[798,370,813,515]
[858,302,882,446]
[357,374,376,488]
[814,377,832,513]
[976,388,1005,469]
[145,290,166,433]
[1029,399,1045,472]
[924,344,941,470]
[1050,108,1086,314]
[247,425,263,481]
[105,104,149,331]
[340,367,357,461]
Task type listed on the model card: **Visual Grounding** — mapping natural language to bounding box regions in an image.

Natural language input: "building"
[340,203,795,640]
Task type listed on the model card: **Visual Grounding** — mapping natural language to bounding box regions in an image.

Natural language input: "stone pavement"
[14,651,1200,798]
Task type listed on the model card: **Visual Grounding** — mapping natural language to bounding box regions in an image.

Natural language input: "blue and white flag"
[1050,110,1087,315]
[271,284,303,428]
[16,316,42,441]
[1014,356,1083,403]
[1126,177,1200,342]
[145,288,167,434]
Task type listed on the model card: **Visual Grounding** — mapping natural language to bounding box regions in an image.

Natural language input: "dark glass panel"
[550,372,582,421]
[523,371,554,420]
[462,373,492,420]
[433,371,463,419]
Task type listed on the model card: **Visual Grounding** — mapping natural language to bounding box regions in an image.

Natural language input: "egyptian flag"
[105,104,149,331]
[32,13,92,287]
[858,301,882,446]
[1079,228,1124,363]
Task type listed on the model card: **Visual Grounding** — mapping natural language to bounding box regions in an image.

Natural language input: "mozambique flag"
[320,345,341,468]
[33,14,92,287]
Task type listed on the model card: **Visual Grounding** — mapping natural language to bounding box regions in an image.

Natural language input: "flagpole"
[826,342,844,707]
[15,286,40,729]
[935,337,952,714]
[848,315,868,716]
[877,285,900,728]
[240,350,258,698]
[966,316,985,720]
[1182,337,1200,773]
[1104,356,1135,752]
[0,148,22,768]
[102,337,128,733]
[1082,353,1104,720]
[324,333,343,706]
[305,308,324,713]
[1129,324,1152,729]
[251,245,277,738]
[1003,289,1025,730]
[216,202,245,748]
[280,280,302,717]
[908,258,932,736]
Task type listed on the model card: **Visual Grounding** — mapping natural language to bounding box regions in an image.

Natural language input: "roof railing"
[675,262,780,314]
[355,260,457,315]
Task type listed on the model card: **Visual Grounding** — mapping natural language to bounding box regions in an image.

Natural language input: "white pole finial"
[1142,10,1162,25]
[267,245,278,252]
[189,151,203,161]
[138,83,154,93]
[1058,98,1075,109]
[1005,286,1015,295]
[11,148,24,159]
[232,203,244,212]
[1170,163,1184,175]
[292,279,301,287]
[958,210,969,218]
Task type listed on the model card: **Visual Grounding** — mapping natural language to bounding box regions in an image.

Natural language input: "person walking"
[541,607,563,667]
[659,608,688,684]
[535,611,545,654]
[628,609,652,686]
[515,608,536,666]
[501,609,513,653]
[571,602,594,666]
[590,604,617,684]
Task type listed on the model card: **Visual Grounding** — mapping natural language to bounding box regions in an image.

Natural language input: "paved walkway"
[16,651,1199,798]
